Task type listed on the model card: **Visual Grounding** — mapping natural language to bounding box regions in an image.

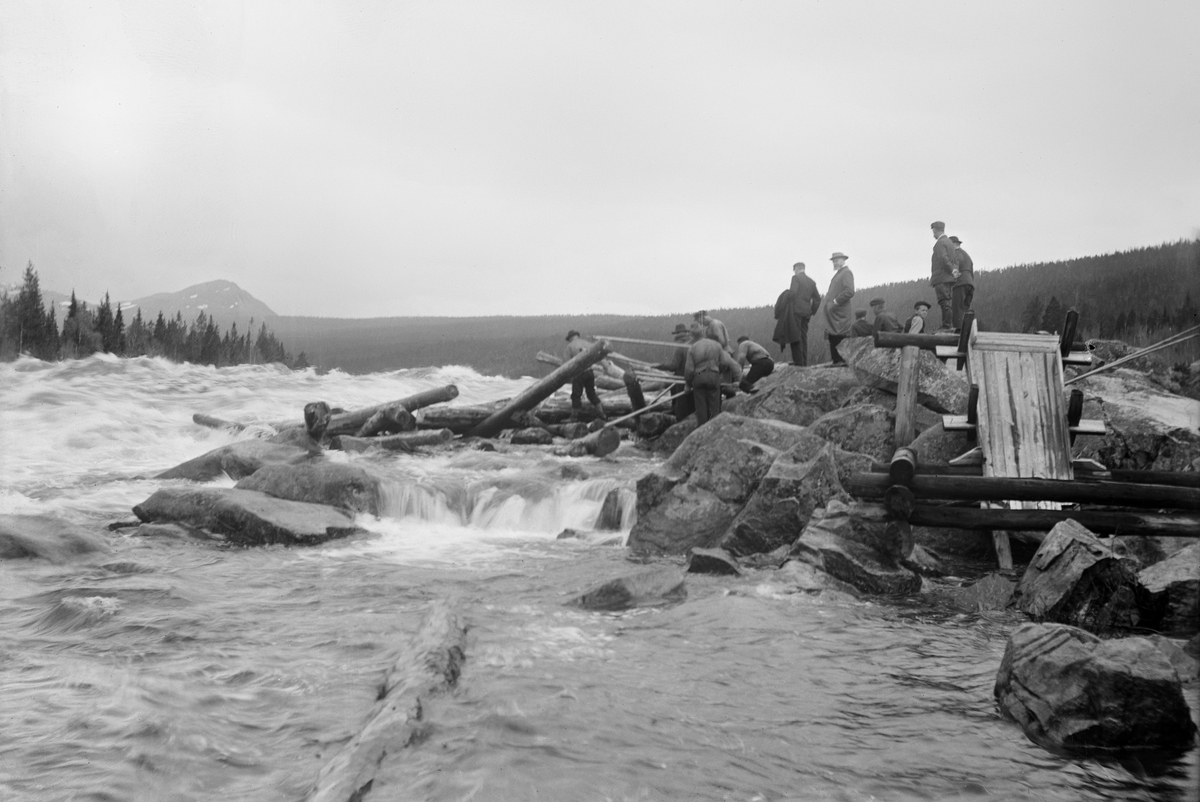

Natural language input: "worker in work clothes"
[695,310,733,356]
[685,323,741,426]
[564,330,608,421]
[950,235,974,331]
[623,323,696,419]
[904,301,932,334]
[870,298,903,334]
[735,335,774,393]
[930,221,956,331]
[849,310,874,337]
[823,252,855,364]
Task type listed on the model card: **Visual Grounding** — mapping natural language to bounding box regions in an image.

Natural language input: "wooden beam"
[845,473,1200,510]
[940,414,1104,437]
[874,331,959,350]
[595,335,690,350]
[905,504,1200,537]
[893,345,920,448]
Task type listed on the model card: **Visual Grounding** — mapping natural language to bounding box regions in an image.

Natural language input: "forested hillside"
[272,239,1198,377]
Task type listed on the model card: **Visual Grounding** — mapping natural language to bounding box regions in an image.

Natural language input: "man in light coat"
[823,252,855,364]
[930,221,956,331]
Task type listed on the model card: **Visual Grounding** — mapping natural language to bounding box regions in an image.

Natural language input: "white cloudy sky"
[2,1,1197,317]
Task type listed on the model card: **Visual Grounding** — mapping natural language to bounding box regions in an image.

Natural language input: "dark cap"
[736,335,749,343]
[855,310,867,319]
[931,220,945,229]
[565,330,581,341]
[914,301,931,310]
[869,297,885,306]
[949,236,962,244]
[792,261,806,270]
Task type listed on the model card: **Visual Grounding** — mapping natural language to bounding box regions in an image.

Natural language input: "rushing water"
[1,355,1196,802]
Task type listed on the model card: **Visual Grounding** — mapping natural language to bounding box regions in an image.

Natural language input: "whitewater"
[1,355,1196,801]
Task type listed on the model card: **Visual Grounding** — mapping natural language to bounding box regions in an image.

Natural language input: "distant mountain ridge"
[37,280,278,331]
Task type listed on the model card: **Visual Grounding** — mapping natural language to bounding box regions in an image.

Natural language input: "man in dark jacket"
[565,330,607,421]
[930,221,956,331]
[773,262,821,366]
[869,298,902,334]
[849,310,874,337]
[950,235,974,330]
[685,324,742,426]
[904,301,931,334]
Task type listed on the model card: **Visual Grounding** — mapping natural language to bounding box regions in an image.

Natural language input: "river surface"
[1,355,1196,802]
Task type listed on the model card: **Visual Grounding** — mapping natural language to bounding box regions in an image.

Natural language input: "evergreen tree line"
[0,262,306,367]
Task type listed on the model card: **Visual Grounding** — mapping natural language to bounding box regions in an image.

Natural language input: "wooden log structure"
[331,429,454,453]
[846,473,1200,510]
[868,461,1200,489]
[325,385,460,437]
[354,404,416,438]
[193,413,247,432]
[558,426,622,458]
[416,403,507,435]
[893,345,920,447]
[468,340,613,438]
[903,504,1200,538]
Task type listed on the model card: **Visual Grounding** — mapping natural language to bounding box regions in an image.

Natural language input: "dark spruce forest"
[3,239,1197,376]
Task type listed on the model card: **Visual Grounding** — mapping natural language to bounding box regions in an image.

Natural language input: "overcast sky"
[2,1,1197,318]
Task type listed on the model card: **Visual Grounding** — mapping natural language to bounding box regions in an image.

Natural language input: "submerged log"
[192,413,247,432]
[846,473,1200,510]
[331,429,454,453]
[468,340,612,438]
[905,505,1200,537]
[325,385,460,437]
[559,426,621,458]
[354,404,416,437]
[416,402,508,435]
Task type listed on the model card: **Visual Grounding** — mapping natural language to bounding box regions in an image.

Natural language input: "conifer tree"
[1040,296,1065,334]
[1019,297,1044,333]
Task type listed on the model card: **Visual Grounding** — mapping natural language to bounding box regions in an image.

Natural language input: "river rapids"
[1,355,1196,801]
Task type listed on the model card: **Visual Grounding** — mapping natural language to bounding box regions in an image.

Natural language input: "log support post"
[893,345,920,449]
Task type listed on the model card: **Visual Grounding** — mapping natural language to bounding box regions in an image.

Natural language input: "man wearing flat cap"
[823,252,855,364]
[905,301,931,334]
[950,235,974,331]
[929,221,956,331]
[869,298,902,334]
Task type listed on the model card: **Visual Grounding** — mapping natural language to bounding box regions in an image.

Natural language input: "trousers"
[952,285,975,330]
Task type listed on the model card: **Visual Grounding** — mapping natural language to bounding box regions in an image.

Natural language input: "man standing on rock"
[773,261,822,366]
[870,298,902,334]
[695,310,733,356]
[564,330,608,421]
[735,335,774,393]
[850,310,874,337]
[685,323,741,426]
[823,252,855,365]
[930,221,957,331]
[950,235,974,331]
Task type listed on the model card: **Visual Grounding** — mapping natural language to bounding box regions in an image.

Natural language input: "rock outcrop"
[1071,369,1200,471]
[807,404,896,462]
[722,366,866,427]
[789,500,921,595]
[133,487,365,546]
[0,514,110,561]
[1138,542,1200,636]
[569,567,687,611]
[841,338,970,415]
[687,547,741,575]
[155,439,318,482]
[234,462,385,516]
[995,622,1197,752]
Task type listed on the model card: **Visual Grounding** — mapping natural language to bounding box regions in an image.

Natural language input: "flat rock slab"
[569,567,687,611]
[687,547,741,575]
[0,514,111,562]
[995,622,1197,753]
[723,366,865,427]
[133,486,364,546]
[234,462,384,516]
[155,439,318,482]
[842,338,969,415]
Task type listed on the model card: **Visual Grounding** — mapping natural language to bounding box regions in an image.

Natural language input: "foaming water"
[1,355,1196,801]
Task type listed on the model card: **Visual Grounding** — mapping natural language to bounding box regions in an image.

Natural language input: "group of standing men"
[772,220,975,365]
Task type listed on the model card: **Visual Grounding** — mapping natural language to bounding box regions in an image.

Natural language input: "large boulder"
[155,439,318,482]
[723,366,865,427]
[132,486,364,546]
[569,567,687,611]
[1138,543,1200,636]
[648,417,698,456]
[0,514,110,561]
[719,442,849,557]
[842,338,970,415]
[1012,519,1151,635]
[808,404,895,462]
[1071,369,1200,471]
[627,483,740,555]
[235,462,385,515]
[789,500,921,595]
[995,622,1197,752]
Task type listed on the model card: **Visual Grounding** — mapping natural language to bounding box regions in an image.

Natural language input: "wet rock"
[133,486,364,546]
[1111,535,1194,569]
[664,414,813,505]
[595,488,626,531]
[901,543,946,577]
[649,417,698,456]
[0,514,110,562]
[569,567,687,611]
[234,462,384,516]
[789,501,921,596]
[155,439,317,482]
[627,483,739,555]
[1013,519,1152,635]
[1146,634,1199,684]
[510,427,555,446]
[808,404,896,462]
[995,622,1198,752]
[1071,369,1200,471]
[635,412,674,439]
[687,547,741,575]
[130,522,226,542]
[719,442,848,557]
[911,525,1003,561]
[842,338,970,415]
[1138,542,1200,636]
[722,366,864,427]
[775,559,861,598]
[740,545,791,570]
[938,572,1016,612]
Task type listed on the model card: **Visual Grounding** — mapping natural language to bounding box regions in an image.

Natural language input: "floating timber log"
[193,413,247,432]
[468,340,613,438]
[559,426,621,458]
[595,335,690,350]
[535,351,626,391]
[354,404,415,437]
[544,422,591,439]
[326,385,460,437]
[415,402,510,435]
[846,473,1200,510]
[904,504,1200,538]
[331,429,454,453]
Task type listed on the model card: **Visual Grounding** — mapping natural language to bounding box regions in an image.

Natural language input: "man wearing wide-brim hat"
[822,252,855,364]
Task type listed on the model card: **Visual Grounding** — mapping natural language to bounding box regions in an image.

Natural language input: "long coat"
[823,267,855,336]
[954,247,975,287]
[772,273,821,347]
[931,235,956,286]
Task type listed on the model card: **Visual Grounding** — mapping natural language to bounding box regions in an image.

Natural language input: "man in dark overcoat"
[950,235,974,331]
[773,262,822,366]
[930,221,956,331]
